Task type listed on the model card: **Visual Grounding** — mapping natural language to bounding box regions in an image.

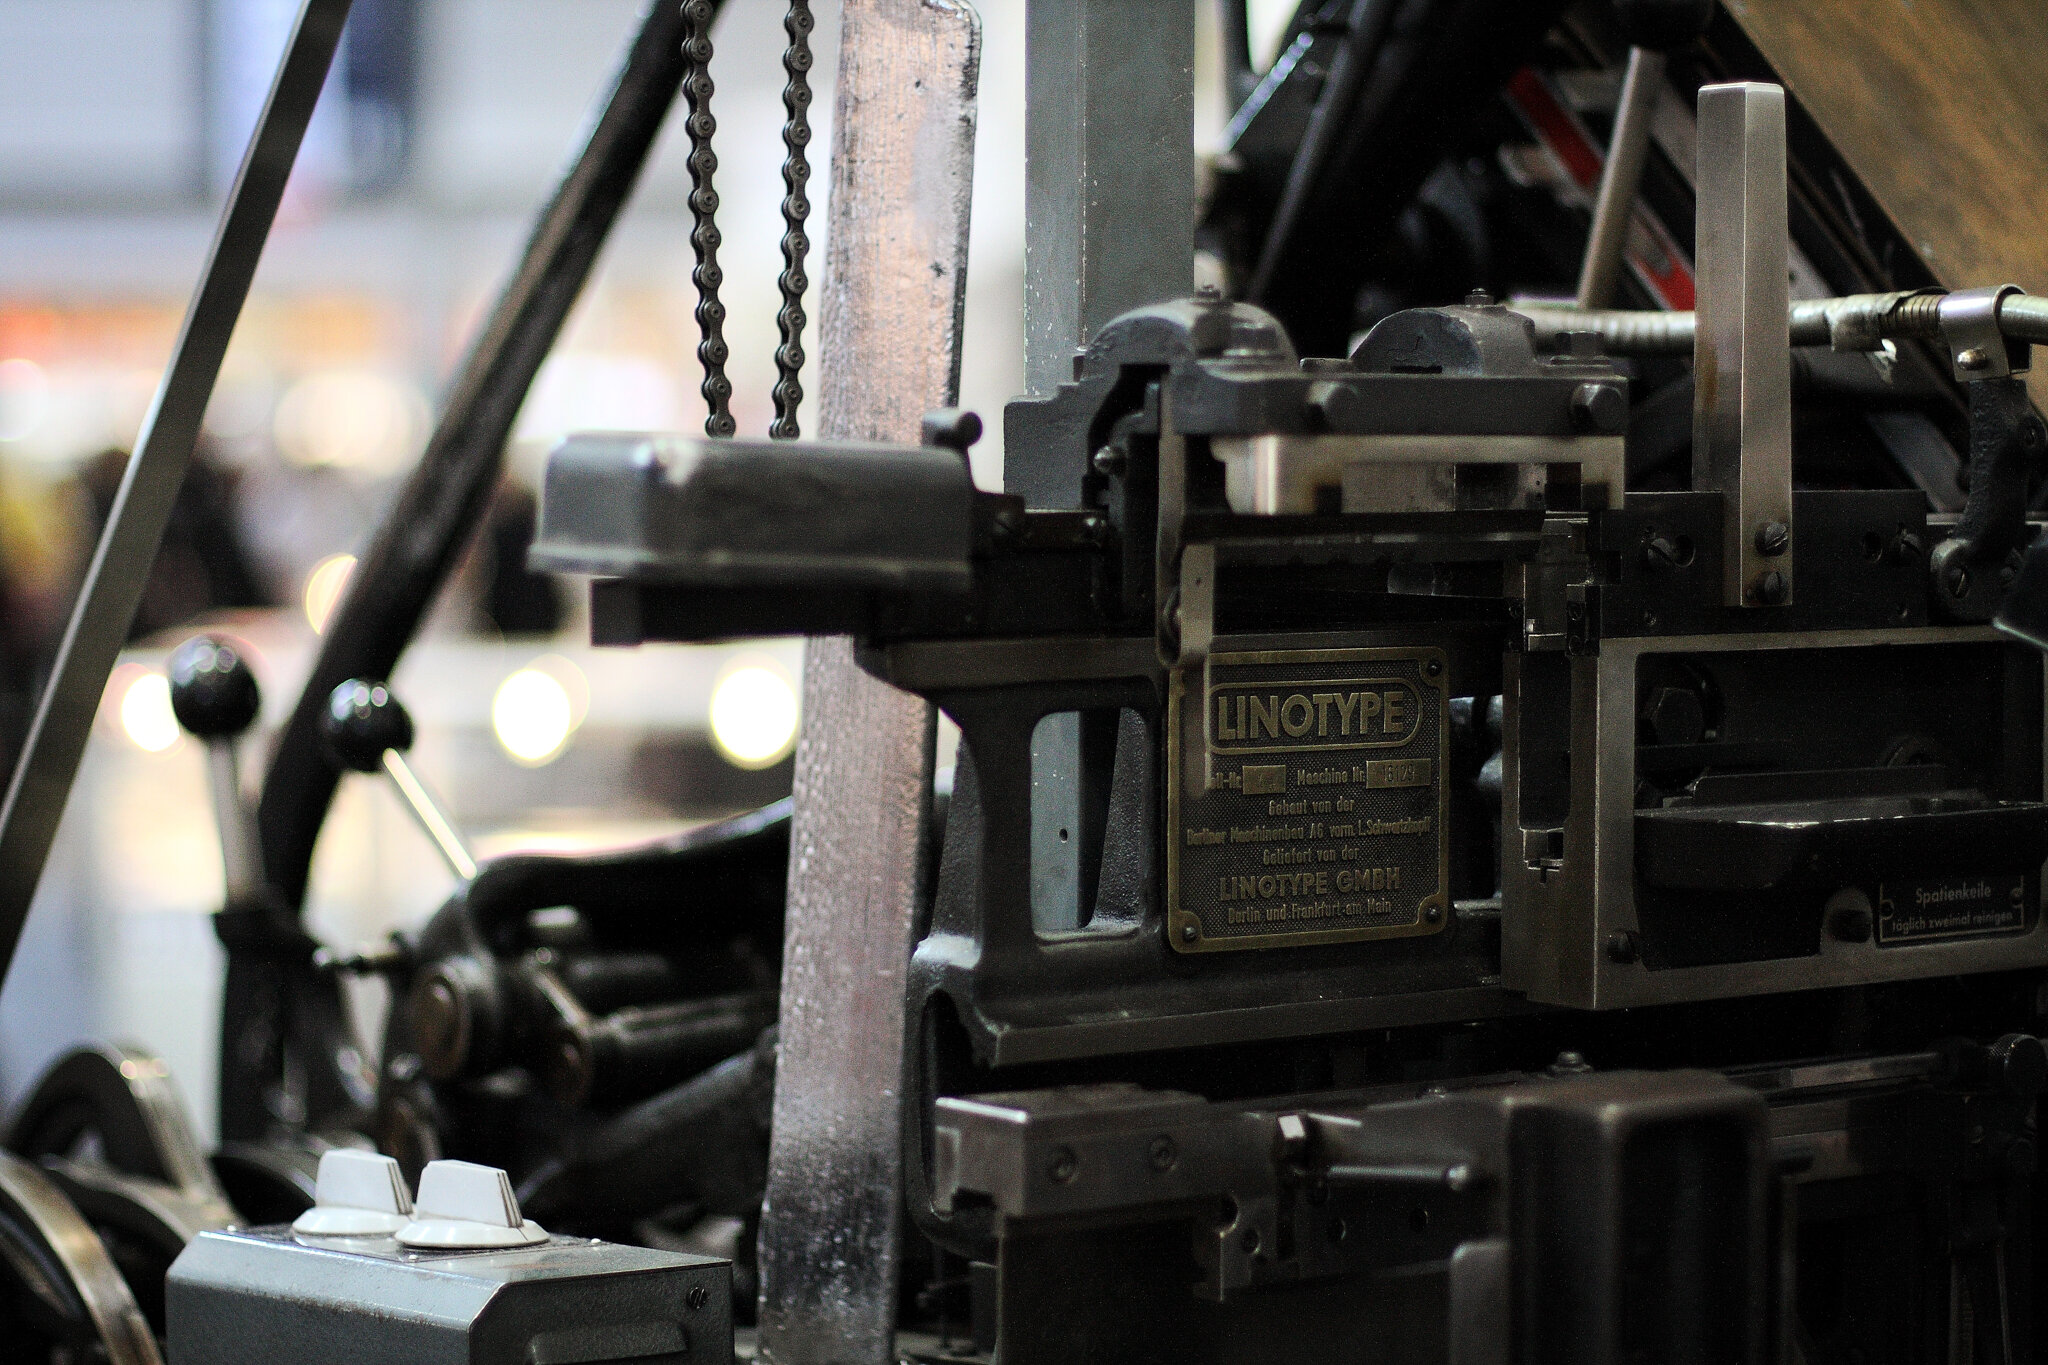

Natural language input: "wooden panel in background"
[1728,0,2048,294]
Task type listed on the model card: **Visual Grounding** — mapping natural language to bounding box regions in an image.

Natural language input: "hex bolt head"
[1754,521,1790,557]
[1273,1112,1310,1167]
[1571,381,1628,434]
[1641,685,1706,747]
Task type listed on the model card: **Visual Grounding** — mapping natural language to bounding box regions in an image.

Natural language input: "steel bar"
[379,751,477,882]
[1022,0,1195,423]
[257,0,706,910]
[754,4,980,1362]
[1575,46,1667,310]
[1692,82,1793,607]
[0,0,355,988]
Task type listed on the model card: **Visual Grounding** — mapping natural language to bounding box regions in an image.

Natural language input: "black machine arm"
[256,0,720,912]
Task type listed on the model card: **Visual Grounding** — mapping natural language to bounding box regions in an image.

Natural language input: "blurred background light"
[492,664,576,765]
[272,369,426,474]
[303,552,356,634]
[117,668,180,753]
[709,660,798,770]
[0,357,50,442]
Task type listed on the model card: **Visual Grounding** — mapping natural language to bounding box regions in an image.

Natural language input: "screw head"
[1048,1146,1079,1183]
[1180,922,1198,943]
[1465,288,1495,307]
[1753,570,1789,605]
[1605,930,1640,964]
[1945,562,1973,598]
[1091,444,1125,477]
[1642,533,1683,571]
[1754,521,1790,557]
[1424,903,1443,924]
[1194,282,1224,303]
[1148,1135,1179,1171]
[687,1285,710,1311]
[1827,904,1873,943]
[1958,346,1993,372]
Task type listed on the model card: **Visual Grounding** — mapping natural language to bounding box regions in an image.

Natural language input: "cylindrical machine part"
[544,992,775,1108]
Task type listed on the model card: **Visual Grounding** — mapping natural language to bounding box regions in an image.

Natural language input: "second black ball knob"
[167,635,261,740]
[322,679,415,772]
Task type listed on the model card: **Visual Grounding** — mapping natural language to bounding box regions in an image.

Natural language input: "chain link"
[681,0,733,437]
[770,0,816,439]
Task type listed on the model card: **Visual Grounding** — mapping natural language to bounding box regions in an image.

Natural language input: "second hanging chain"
[681,0,815,441]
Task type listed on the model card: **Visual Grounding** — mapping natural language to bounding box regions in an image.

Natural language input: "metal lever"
[319,680,477,881]
[1576,0,1713,309]
[167,636,263,904]
[1693,81,1794,608]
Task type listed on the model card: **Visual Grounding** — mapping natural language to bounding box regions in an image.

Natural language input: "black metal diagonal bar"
[257,0,710,908]
[0,0,356,988]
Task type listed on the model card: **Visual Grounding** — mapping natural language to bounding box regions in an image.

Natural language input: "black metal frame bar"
[0,0,358,988]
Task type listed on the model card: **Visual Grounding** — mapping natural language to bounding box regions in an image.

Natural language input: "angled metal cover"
[530,431,975,589]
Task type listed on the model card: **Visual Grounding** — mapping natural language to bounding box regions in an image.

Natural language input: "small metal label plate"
[1168,643,1450,952]
[1876,875,2031,945]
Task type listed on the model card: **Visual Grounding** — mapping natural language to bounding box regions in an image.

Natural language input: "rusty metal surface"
[754,4,981,1363]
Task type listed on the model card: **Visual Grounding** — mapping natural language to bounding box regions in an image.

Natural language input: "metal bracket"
[1938,285,2028,382]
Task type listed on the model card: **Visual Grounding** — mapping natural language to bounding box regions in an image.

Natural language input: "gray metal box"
[167,1226,731,1365]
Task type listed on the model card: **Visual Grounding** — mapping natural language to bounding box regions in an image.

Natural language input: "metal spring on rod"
[681,0,734,436]
[770,0,816,439]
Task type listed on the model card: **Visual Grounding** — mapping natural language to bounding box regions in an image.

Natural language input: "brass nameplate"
[1168,643,1450,952]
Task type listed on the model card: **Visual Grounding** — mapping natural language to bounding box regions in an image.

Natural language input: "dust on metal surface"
[754,4,982,1364]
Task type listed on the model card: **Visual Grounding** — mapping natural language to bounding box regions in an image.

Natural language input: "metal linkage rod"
[770,0,817,440]
[1515,290,2048,356]
[258,0,710,911]
[1575,46,1665,310]
[0,0,356,987]
[682,0,736,437]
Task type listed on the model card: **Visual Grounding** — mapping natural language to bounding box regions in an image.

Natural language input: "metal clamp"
[1937,284,2028,382]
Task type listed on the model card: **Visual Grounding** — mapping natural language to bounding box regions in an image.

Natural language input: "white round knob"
[395,1159,548,1249]
[292,1149,413,1237]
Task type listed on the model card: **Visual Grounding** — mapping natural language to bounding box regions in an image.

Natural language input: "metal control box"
[167,1226,731,1365]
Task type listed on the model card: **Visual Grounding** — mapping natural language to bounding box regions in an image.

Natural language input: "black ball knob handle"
[167,635,261,740]
[322,679,415,773]
[1614,0,1713,52]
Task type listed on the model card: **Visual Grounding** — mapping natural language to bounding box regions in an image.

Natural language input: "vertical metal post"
[1692,82,1793,607]
[754,4,980,1363]
[1017,0,1194,925]
[1020,0,1195,408]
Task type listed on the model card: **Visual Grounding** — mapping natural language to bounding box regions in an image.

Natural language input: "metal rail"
[0,0,356,987]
